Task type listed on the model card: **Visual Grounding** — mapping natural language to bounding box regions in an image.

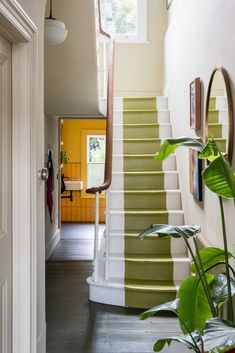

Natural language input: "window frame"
[81,129,106,198]
[104,0,148,43]
[87,134,106,189]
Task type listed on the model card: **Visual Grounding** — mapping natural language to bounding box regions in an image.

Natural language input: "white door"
[0,35,12,353]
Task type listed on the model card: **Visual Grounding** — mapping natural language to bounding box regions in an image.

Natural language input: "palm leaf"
[198,140,220,162]
[155,137,204,161]
[211,274,235,309]
[191,247,234,274]
[154,330,201,352]
[202,154,235,199]
[140,299,179,320]
[203,318,235,353]
[178,275,214,334]
[139,224,201,240]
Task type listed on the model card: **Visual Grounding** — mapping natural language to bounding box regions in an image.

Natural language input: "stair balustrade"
[86,0,114,282]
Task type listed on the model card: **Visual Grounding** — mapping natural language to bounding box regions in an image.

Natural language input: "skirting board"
[37,324,46,353]
[45,229,61,260]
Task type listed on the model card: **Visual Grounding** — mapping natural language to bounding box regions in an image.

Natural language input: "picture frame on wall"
[190,77,201,129]
[166,0,173,10]
[189,148,202,202]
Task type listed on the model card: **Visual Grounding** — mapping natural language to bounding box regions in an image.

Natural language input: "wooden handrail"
[86,0,114,194]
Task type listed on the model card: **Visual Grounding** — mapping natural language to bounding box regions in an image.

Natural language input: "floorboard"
[46,260,189,353]
[48,223,105,261]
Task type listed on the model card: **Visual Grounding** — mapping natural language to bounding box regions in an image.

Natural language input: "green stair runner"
[123,97,179,308]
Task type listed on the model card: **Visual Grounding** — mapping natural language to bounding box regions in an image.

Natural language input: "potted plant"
[139,137,235,353]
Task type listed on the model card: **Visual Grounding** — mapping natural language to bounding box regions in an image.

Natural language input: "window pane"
[88,136,106,163]
[105,0,137,36]
[87,163,105,188]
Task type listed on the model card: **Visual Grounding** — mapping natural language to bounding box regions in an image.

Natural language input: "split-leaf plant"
[139,138,235,353]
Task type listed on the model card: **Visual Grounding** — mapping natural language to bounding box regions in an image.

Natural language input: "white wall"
[165,0,235,251]
[114,0,167,97]
[45,116,60,259]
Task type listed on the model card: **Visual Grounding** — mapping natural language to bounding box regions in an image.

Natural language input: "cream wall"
[114,0,167,97]
[165,0,235,252]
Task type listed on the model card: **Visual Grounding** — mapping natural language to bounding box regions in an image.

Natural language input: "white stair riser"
[219,110,228,124]
[216,96,227,110]
[100,96,169,113]
[109,191,182,210]
[108,212,184,232]
[112,154,176,172]
[158,111,170,124]
[111,172,179,191]
[108,258,190,280]
[157,96,168,110]
[88,277,125,306]
[113,139,161,155]
[107,235,187,256]
[113,123,171,140]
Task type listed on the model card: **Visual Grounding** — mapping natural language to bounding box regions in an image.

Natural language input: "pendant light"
[44,0,68,46]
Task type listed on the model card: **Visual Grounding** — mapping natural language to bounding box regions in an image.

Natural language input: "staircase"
[88,96,190,309]
[208,96,227,152]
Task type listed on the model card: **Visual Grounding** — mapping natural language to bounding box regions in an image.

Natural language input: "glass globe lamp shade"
[44,18,68,46]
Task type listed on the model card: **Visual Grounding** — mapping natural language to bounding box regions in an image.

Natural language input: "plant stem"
[193,238,218,316]
[183,236,217,317]
[176,313,201,353]
[219,196,234,322]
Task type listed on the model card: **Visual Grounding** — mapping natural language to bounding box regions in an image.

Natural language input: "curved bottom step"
[87,277,179,309]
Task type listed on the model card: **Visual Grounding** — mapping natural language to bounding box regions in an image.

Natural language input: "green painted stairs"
[106,97,190,309]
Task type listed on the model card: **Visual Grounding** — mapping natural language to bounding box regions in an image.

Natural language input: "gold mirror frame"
[205,66,234,163]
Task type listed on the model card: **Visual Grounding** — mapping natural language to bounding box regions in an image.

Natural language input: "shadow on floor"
[46,261,188,353]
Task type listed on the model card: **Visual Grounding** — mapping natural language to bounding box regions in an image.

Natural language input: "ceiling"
[44,0,100,116]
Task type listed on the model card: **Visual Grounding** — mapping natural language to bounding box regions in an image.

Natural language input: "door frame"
[0,2,38,353]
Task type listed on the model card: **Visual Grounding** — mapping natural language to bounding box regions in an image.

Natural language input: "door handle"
[38,168,49,181]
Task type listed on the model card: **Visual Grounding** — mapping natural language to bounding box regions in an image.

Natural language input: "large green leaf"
[191,247,234,274]
[203,318,235,353]
[178,275,214,334]
[153,330,201,353]
[140,299,179,320]
[155,137,204,161]
[211,274,235,309]
[139,224,201,240]
[198,140,220,162]
[202,154,235,199]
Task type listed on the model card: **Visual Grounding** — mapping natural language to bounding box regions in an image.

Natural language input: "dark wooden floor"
[46,260,188,353]
[49,223,105,261]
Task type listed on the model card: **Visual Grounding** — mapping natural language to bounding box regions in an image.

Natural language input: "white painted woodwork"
[0,34,12,353]
[0,1,38,352]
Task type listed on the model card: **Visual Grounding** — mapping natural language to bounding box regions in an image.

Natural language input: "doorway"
[45,117,106,262]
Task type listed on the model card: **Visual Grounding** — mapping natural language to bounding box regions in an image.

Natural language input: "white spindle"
[105,190,109,281]
[94,191,100,282]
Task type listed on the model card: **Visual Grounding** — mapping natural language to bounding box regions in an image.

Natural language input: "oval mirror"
[205,66,234,163]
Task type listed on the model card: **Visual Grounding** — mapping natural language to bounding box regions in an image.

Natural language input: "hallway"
[46,260,188,353]
[49,223,105,261]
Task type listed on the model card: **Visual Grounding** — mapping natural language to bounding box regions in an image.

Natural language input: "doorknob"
[38,168,49,181]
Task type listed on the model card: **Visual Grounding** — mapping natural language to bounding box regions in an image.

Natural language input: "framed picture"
[166,0,173,9]
[189,148,202,202]
[190,77,201,129]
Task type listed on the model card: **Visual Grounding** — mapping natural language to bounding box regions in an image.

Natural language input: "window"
[87,135,106,188]
[103,0,147,42]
